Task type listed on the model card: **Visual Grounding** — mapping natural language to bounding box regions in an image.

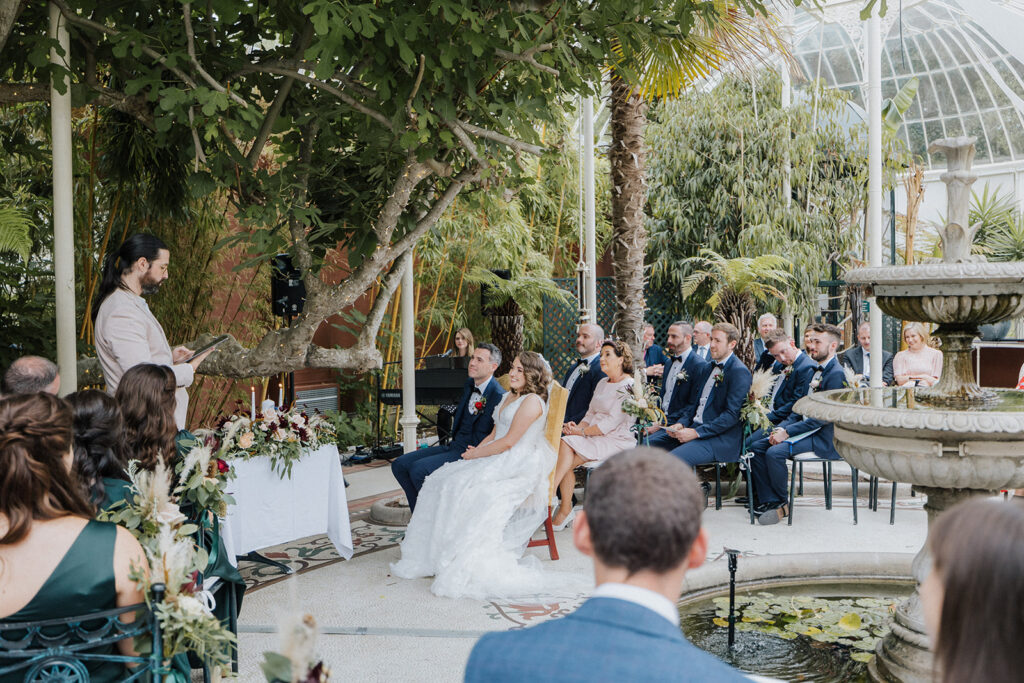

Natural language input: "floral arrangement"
[740,369,777,431]
[197,407,334,479]
[621,370,666,426]
[842,365,863,388]
[175,432,235,518]
[100,459,235,679]
[713,370,725,386]
[260,613,330,682]
[675,368,689,382]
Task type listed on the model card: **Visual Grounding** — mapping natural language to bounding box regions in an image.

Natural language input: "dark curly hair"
[116,364,178,470]
[0,393,94,545]
[66,390,128,508]
[600,339,634,375]
[514,351,552,402]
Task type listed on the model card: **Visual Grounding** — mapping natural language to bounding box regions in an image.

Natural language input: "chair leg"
[745,457,756,525]
[715,464,722,510]
[822,462,830,510]
[852,467,859,525]
[798,462,804,496]
[583,467,592,503]
[889,482,897,526]
[826,461,833,510]
[788,460,797,526]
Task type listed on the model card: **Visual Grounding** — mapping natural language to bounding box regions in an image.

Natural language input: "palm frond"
[0,203,33,262]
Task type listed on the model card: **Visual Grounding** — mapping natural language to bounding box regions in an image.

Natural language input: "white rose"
[176,594,210,618]
[156,501,186,527]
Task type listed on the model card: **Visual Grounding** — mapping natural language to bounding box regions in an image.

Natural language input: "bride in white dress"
[391,351,569,599]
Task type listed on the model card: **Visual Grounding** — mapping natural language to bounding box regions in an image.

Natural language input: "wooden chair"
[527,381,569,561]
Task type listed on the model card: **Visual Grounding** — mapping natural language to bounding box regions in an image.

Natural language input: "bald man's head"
[2,356,60,396]
[575,323,605,357]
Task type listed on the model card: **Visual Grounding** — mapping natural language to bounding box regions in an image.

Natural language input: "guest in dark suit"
[752,313,778,372]
[645,321,707,451]
[561,323,606,424]
[656,323,752,469]
[692,321,713,362]
[641,322,669,384]
[748,323,847,525]
[464,447,746,683]
[747,330,817,444]
[839,321,894,386]
[391,344,506,510]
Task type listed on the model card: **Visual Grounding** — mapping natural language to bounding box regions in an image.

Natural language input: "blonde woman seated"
[893,322,943,387]
[552,339,636,529]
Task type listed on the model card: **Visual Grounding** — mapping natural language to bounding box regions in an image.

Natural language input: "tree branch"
[457,121,545,156]
[495,43,560,76]
[391,165,482,256]
[405,54,425,122]
[0,82,155,128]
[445,120,481,163]
[181,3,247,108]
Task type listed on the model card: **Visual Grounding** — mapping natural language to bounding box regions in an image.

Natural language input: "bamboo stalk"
[439,249,472,353]
[418,244,449,354]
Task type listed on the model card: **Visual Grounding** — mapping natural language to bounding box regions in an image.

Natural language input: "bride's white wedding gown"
[391,392,578,599]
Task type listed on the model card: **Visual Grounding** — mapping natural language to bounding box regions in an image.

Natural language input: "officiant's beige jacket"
[94,288,193,428]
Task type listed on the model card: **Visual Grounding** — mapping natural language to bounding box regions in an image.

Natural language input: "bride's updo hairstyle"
[600,339,634,374]
[515,351,551,402]
[0,393,93,545]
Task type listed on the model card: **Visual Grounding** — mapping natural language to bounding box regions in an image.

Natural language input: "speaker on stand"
[271,254,305,408]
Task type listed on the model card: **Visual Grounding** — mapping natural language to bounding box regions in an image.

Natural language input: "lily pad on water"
[851,652,876,663]
[838,612,862,630]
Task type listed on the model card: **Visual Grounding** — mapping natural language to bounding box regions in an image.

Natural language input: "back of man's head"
[584,447,703,575]
[2,356,60,396]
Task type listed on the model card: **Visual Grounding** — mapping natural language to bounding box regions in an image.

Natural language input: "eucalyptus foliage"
[646,72,901,322]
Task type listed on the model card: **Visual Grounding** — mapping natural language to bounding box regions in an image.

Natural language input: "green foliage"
[0,203,33,262]
[680,250,791,311]
[646,71,903,322]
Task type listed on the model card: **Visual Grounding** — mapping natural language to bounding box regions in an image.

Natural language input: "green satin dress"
[99,477,132,512]
[0,520,127,683]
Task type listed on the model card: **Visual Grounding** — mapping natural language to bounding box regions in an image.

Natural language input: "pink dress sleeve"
[930,348,943,380]
[893,351,908,378]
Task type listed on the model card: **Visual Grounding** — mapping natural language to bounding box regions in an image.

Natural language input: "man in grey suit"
[839,321,894,386]
[93,234,212,429]
[465,447,746,682]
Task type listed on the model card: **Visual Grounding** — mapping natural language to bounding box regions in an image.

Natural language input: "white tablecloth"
[220,444,353,566]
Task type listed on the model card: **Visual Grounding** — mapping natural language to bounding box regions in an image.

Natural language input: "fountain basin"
[794,388,1024,490]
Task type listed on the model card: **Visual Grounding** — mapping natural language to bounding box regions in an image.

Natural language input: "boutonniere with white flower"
[676,369,688,382]
[578,362,590,375]
[809,377,821,391]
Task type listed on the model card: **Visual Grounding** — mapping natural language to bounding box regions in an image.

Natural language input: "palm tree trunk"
[609,77,648,360]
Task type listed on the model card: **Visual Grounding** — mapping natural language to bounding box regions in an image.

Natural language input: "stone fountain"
[794,137,1024,682]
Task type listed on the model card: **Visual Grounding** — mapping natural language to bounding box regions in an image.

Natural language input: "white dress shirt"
[693,353,732,424]
[662,348,692,407]
[591,582,678,626]
[566,352,599,392]
[467,377,492,415]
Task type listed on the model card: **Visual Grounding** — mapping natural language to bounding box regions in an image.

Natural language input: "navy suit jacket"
[682,353,752,453]
[768,351,816,424]
[753,347,775,372]
[562,356,606,424]
[644,343,669,369]
[465,597,747,683]
[778,355,847,459]
[660,350,708,424]
[839,345,894,386]
[449,377,506,449]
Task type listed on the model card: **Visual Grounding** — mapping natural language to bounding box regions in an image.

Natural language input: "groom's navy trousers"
[390,377,505,510]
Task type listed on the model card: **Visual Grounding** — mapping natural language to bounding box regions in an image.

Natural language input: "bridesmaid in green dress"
[66,390,132,512]
[116,364,245,628]
[0,392,148,683]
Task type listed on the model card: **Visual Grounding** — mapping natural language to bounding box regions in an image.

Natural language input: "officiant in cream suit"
[93,234,212,429]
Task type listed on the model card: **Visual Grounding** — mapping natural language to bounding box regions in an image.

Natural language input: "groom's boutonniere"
[473,396,487,412]
[676,369,688,382]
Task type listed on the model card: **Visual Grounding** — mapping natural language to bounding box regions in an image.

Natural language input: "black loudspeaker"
[271,253,305,317]
[480,268,512,315]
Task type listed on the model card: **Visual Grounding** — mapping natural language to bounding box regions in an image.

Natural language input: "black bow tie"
[670,356,683,364]
[815,365,825,372]
[576,358,589,367]
[712,361,724,369]
[471,387,482,395]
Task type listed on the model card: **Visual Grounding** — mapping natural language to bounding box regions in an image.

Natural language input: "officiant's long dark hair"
[515,352,551,402]
[91,233,168,320]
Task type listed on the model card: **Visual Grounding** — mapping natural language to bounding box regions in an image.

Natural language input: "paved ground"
[233,460,928,682]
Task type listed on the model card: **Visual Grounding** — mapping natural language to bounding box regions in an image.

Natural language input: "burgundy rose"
[216,459,230,474]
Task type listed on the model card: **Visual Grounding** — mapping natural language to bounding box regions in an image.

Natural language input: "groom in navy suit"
[465,447,746,682]
[657,323,752,468]
[391,343,505,510]
[748,323,847,524]
[561,323,606,425]
[645,321,707,451]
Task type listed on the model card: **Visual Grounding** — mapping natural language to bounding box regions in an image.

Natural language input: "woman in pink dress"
[551,339,636,528]
[893,322,943,387]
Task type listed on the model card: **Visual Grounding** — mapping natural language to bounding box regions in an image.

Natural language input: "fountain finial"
[927,136,979,263]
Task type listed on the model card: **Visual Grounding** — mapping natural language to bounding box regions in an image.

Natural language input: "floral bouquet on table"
[100,459,236,681]
[740,368,776,432]
[260,613,330,682]
[621,369,666,437]
[197,406,334,479]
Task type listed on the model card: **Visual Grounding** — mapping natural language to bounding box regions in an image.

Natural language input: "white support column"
[780,18,794,337]
[582,94,597,325]
[399,253,418,453]
[50,2,76,395]
[867,9,884,388]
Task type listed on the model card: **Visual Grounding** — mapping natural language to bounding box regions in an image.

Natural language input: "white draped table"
[219,443,353,567]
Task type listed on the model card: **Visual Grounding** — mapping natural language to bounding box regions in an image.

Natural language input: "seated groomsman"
[748,323,847,525]
[839,321,894,386]
[391,344,505,511]
[656,323,752,470]
[752,313,778,372]
[464,448,747,682]
[646,322,707,451]
[692,321,712,362]
[562,323,606,424]
[642,322,669,383]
